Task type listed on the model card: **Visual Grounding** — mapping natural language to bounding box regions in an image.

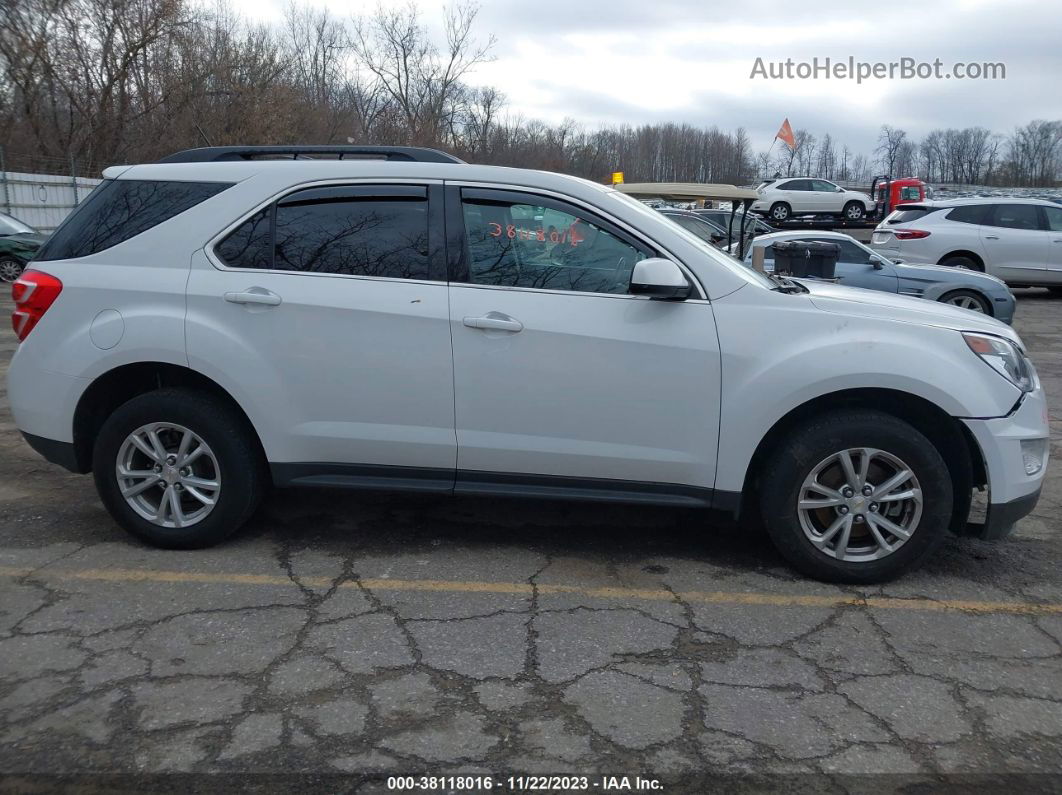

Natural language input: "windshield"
[609,191,775,289]
[0,214,34,235]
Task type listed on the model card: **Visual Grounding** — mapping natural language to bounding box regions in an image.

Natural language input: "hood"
[799,279,1022,345]
[892,261,1006,285]
[1,232,46,248]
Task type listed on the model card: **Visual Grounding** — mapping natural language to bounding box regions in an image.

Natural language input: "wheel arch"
[738,387,985,534]
[938,250,985,270]
[71,362,267,474]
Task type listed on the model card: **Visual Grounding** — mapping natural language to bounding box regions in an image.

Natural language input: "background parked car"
[659,208,747,249]
[869,198,1062,290]
[0,213,46,283]
[693,208,774,238]
[752,178,875,223]
[738,230,1016,323]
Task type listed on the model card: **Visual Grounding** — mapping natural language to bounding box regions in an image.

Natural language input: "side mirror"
[871,257,885,270]
[630,258,692,300]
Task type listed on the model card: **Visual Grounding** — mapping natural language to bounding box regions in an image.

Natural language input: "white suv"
[7,146,1049,582]
[752,178,875,223]
[870,198,1062,289]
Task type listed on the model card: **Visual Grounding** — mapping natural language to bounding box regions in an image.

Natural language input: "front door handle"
[225,288,282,306]
[984,235,1000,240]
[463,313,523,332]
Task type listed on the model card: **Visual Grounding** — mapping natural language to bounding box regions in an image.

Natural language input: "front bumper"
[961,386,1049,539]
[963,487,1042,540]
[22,432,83,473]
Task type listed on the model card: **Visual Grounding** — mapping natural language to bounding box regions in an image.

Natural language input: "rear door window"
[667,214,721,245]
[216,185,432,280]
[988,204,1042,230]
[36,179,232,261]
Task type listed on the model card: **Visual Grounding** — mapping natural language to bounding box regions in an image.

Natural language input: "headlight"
[962,332,1036,392]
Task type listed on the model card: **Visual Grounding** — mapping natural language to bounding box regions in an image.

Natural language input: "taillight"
[12,270,63,342]
[894,229,931,240]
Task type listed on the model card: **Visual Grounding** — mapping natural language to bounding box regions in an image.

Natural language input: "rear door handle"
[224,288,282,306]
[463,313,523,332]
[984,235,1000,240]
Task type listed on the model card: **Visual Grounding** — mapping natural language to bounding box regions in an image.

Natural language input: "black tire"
[939,255,981,271]
[842,201,866,222]
[769,202,791,223]
[939,289,992,315]
[758,410,953,583]
[92,388,267,549]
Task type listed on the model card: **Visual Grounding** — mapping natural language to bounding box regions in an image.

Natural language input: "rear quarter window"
[946,205,990,224]
[35,179,231,261]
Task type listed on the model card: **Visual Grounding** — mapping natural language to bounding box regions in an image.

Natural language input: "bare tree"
[350,2,494,146]
[875,125,908,175]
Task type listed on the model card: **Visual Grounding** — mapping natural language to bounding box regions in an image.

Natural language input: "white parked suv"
[7,146,1049,582]
[752,178,875,223]
[870,198,1062,289]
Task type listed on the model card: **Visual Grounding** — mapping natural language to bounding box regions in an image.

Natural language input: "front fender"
[710,287,1020,493]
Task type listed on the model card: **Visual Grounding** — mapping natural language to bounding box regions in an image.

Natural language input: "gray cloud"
[474,0,1060,152]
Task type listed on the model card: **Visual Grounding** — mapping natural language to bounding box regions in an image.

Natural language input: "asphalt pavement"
[0,289,1060,792]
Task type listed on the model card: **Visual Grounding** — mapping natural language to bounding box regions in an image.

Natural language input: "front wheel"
[843,201,866,221]
[758,410,952,583]
[940,289,991,315]
[93,388,267,549]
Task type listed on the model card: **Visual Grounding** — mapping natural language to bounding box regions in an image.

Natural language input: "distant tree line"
[759,121,1062,187]
[0,0,753,183]
[0,0,1058,188]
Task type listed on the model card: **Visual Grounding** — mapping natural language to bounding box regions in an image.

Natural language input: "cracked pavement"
[0,290,1061,790]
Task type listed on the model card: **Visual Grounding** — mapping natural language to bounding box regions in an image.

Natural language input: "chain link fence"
[0,147,105,232]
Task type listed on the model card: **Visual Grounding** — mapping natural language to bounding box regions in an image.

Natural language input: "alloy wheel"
[945,294,987,313]
[0,259,23,283]
[797,447,923,562]
[115,422,221,528]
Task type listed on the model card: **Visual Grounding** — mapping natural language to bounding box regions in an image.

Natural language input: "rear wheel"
[939,255,981,271]
[0,257,24,283]
[93,388,267,549]
[940,289,991,315]
[769,202,791,223]
[842,201,866,221]
[758,410,952,583]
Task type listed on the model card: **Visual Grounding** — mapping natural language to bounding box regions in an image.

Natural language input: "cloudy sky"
[232,0,1061,155]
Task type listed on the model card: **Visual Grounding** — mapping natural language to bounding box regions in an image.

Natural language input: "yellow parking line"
[1,564,1060,615]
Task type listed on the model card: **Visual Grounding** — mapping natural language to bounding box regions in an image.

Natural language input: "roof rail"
[155,145,465,164]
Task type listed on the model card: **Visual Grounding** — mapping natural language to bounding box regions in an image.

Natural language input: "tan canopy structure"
[613,182,759,202]
[614,182,761,258]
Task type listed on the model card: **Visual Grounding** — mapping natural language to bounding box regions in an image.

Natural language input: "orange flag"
[775,118,796,150]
